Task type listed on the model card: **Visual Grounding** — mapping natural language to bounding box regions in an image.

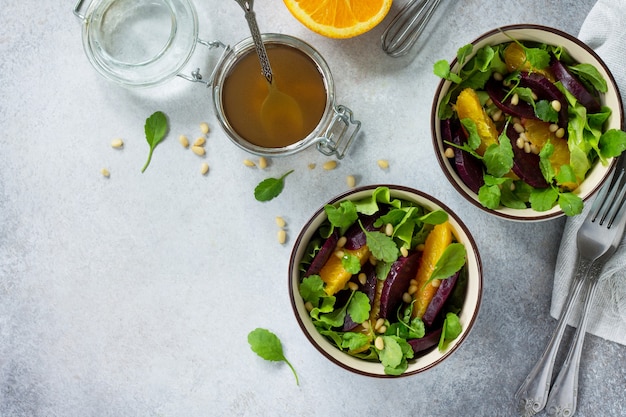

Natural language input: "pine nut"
[385,223,393,236]
[444,147,455,158]
[323,160,337,170]
[358,273,367,285]
[556,127,565,138]
[277,229,287,245]
[513,122,525,133]
[193,137,206,146]
[336,236,347,248]
[378,325,387,334]
[258,156,268,169]
[524,142,531,154]
[308,163,316,170]
[410,279,418,286]
[402,292,412,303]
[362,320,370,330]
[191,145,205,156]
[334,250,345,259]
[516,137,525,149]
[377,159,389,170]
[199,122,210,135]
[304,301,313,312]
[179,135,189,148]
[275,216,286,228]
[200,163,209,175]
[348,282,359,291]
[400,246,409,257]
[111,138,124,148]
[492,109,503,122]
[346,175,356,188]
[549,123,559,133]
[551,100,562,112]
[531,92,538,101]
[243,159,256,167]
[375,318,385,331]
[416,243,425,251]
[511,93,519,106]
[409,284,419,295]
[100,168,110,177]
[431,279,441,288]
[530,144,540,155]
[493,72,503,81]
[374,336,385,350]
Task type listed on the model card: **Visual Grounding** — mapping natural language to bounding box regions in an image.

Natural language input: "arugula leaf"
[599,129,626,159]
[248,328,299,385]
[568,63,608,93]
[419,210,448,225]
[254,170,294,202]
[424,243,466,287]
[459,118,483,151]
[438,313,462,351]
[538,142,556,183]
[341,332,370,351]
[529,187,559,212]
[558,192,584,216]
[141,111,168,173]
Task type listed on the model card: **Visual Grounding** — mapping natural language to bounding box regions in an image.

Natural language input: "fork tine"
[592,166,625,225]
[606,172,626,228]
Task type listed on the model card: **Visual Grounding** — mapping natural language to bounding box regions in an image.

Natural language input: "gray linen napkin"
[550,0,626,345]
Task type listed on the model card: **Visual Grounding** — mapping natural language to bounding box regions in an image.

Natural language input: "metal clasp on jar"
[316,105,361,159]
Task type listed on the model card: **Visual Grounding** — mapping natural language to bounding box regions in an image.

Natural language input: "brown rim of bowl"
[430,24,625,221]
[288,184,483,377]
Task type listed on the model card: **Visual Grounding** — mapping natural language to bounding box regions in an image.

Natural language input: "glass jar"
[73,0,360,158]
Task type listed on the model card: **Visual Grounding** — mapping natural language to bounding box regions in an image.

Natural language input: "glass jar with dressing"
[73,0,360,159]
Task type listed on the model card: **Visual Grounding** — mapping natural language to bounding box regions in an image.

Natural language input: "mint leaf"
[248,328,299,385]
[254,170,294,202]
[141,111,168,173]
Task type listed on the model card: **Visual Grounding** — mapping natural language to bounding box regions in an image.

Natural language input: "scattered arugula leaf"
[141,111,168,173]
[248,328,299,385]
[254,170,294,202]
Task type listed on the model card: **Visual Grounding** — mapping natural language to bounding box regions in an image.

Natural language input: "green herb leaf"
[523,46,550,69]
[341,254,361,275]
[424,243,466,287]
[347,291,371,324]
[299,275,326,306]
[418,210,448,225]
[529,187,559,212]
[325,201,358,233]
[248,328,299,385]
[538,142,556,183]
[341,332,370,351]
[364,229,399,264]
[460,118,482,151]
[483,132,514,177]
[568,63,608,93]
[141,111,169,173]
[599,129,626,159]
[254,170,294,202]
[438,313,462,351]
[535,100,559,123]
[558,192,584,216]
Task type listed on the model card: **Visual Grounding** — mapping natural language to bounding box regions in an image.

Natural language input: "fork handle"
[545,263,603,417]
[514,256,592,416]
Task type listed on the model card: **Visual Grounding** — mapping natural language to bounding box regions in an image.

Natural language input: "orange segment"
[522,119,578,189]
[455,88,499,155]
[503,42,555,82]
[319,245,370,295]
[283,0,392,39]
[412,222,454,319]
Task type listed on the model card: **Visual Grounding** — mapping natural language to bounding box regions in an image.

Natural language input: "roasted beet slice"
[520,72,569,128]
[550,59,601,113]
[379,251,421,319]
[421,271,460,328]
[485,78,536,120]
[444,118,485,194]
[304,229,339,277]
[341,263,377,331]
[507,123,549,188]
[408,328,442,354]
[343,213,380,250]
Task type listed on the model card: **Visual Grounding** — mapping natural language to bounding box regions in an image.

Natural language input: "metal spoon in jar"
[381,0,442,58]
[233,0,303,141]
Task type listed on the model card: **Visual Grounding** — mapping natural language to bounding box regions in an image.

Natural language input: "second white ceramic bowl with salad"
[431,24,624,221]
[288,185,482,377]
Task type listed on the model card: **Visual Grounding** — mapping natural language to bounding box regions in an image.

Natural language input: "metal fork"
[515,156,626,417]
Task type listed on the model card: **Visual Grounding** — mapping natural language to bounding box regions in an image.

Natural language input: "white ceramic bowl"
[431,24,624,221]
[288,185,483,377]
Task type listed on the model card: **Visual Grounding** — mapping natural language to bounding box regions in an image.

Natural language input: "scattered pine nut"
[378,325,387,334]
[377,159,389,170]
[179,135,189,148]
[444,147,455,159]
[308,163,316,170]
[243,159,256,167]
[275,216,286,228]
[346,175,356,188]
[493,72,503,81]
[111,138,124,148]
[199,122,210,135]
[323,160,337,170]
[200,163,209,175]
[193,137,206,147]
[191,145,205,156]
[258,156,268,169]
[277,229,287,245]
[100,168,110,177]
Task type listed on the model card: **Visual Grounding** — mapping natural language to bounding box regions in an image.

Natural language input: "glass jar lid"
[77,0,199,87]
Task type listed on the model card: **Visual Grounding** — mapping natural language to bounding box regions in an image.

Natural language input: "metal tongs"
[381,0,442,57]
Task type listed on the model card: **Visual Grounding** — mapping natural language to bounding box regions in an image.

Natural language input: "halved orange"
[283,0,393,39]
